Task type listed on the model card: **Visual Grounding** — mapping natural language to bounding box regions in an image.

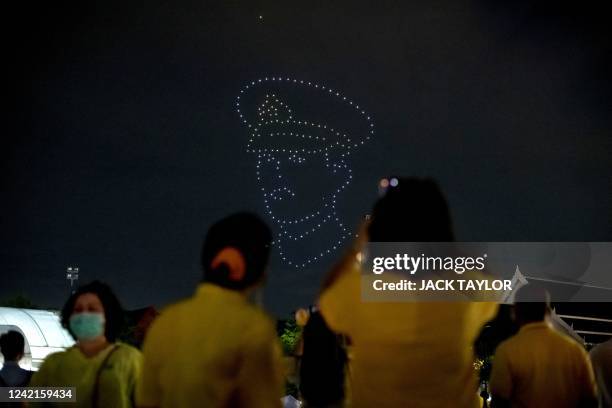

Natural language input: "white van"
[0,307,74,371]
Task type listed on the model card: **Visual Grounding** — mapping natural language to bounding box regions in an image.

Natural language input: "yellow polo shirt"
[136,283,283,408]
[319,264,498,408]
[490,321,597,408]
[29,342,141,407]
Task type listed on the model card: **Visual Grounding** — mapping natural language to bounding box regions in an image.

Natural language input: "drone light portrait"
[236,77,375,268]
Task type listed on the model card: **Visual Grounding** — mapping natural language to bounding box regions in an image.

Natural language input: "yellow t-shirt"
[29,342,142,408]
[136,283,284,408]
[319,264,498,408]
[489,321,597,408]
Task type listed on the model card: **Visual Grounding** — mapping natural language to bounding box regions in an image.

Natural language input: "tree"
[0,294,40,309]
[279,319,302,355]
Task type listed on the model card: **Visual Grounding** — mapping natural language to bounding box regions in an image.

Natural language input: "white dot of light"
[235,76,375,268]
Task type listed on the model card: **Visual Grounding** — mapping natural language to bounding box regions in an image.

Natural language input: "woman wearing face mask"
[29,281,142,407]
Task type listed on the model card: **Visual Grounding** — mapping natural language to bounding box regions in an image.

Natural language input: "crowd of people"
[1,177,611,407]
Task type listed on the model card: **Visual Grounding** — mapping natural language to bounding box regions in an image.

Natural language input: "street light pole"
[66,266,79,294]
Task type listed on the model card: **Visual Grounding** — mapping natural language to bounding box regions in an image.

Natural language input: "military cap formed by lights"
[236,77,375,268]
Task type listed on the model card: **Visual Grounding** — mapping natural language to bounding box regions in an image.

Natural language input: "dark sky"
[3,0,612,317]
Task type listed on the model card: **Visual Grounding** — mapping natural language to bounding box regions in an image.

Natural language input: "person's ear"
[211,247,246,282]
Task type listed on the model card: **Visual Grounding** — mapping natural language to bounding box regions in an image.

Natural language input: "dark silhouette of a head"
[368,177,454,242]
[0,330,25,361]
[513,285,551,325]
[201,212,272,290]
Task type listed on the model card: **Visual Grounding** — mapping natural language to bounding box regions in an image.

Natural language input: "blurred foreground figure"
[591,338,612,408]
[318,177,498,407]
[30,281,142,407]
[489,286,597,408]
[0,330,32,387]
[136,212,283,408]
[299,311,347,408]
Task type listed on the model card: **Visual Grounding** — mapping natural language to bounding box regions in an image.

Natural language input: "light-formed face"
[248,91,365,222]
[260,152,348,218]
[236,77,374,267]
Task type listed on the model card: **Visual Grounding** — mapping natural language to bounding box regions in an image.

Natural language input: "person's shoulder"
[562,335,589,356]
[494,337,512,353]
[549,327,584,348]
[111,343,142,373]
[31,347,75,380]
[242,306,277,338]
[161,297,192,315]
[245,304,275,326]
[115,342,142,358]
[17,365,33,375]
[320,262,361,302]
[494,334,519,355]
[590,338,612,357]
[545,329,591,360]
[43,347,77,364]
[150,297,192,328]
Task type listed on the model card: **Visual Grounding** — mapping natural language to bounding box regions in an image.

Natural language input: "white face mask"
[69,312,105,341]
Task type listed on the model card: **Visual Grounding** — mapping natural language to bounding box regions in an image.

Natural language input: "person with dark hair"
[29,281,142,407]
[489,286,598,408]
[136,212,284,408]
[299,311,347,408]
[318,177,498,407]
[366,177,454,243]
[0,330,32,387]
[200,211,274,291]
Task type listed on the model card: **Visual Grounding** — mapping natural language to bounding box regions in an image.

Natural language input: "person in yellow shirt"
[30,281,142,408]
[489,287,598,408]
[319,177,498,408]
[136,212,284,408]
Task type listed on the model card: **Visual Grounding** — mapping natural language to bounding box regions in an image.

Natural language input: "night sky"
[3,1,612,317]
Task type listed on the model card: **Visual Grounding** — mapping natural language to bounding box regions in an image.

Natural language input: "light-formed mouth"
[275,207,338,237]
[264,193,336,226]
